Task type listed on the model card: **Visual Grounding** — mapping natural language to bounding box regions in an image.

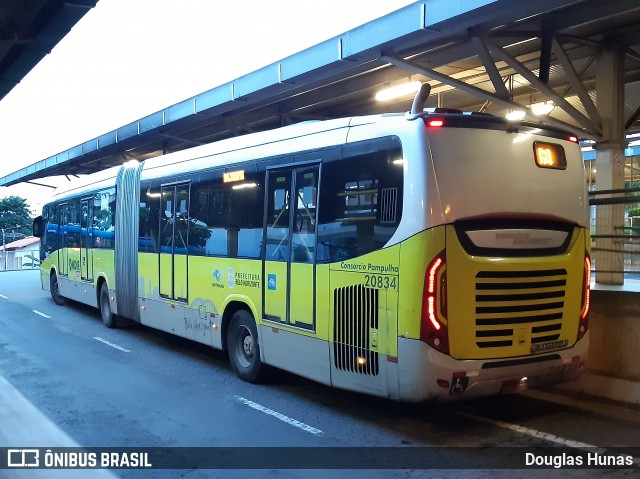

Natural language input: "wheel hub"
[243,335,253,358]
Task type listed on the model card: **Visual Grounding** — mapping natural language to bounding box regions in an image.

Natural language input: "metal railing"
[589,187,640,276]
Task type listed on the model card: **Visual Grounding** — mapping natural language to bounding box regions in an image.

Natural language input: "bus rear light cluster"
[421,252,449,354]
[577,254,591,341]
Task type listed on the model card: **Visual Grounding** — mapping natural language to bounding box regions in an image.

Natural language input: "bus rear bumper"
[397,333,589,402]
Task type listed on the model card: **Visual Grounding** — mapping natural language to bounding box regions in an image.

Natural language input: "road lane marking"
[93,337,131,352]
[455,409,640,464]
[0,294,8,299]
[32,310,52,319]
[235,396,323,436]
[456,409,599,448]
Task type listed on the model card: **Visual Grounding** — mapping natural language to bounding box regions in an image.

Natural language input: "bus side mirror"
[33,216,44,238]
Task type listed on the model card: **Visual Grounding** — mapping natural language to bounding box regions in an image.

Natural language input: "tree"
[0,196,33,241]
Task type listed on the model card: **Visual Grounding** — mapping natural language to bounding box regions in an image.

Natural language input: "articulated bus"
[33,109,590,401]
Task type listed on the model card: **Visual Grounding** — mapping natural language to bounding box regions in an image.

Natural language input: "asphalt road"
[0,270,638,479]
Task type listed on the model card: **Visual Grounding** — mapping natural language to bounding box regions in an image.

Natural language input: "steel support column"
[594,45,626,285]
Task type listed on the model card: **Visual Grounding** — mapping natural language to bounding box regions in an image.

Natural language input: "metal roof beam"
[625,46,640,64]
[552,36,602,126]
[158,133,206,147]
[555,33,602,50]
[625,103,640,131]
[470,32,510,100]
[539,22,553,84]
[382,54,533,112]
[25,180,56,189]
[381,54,594,139]
[482,35,602,136]
[544,0,640,33]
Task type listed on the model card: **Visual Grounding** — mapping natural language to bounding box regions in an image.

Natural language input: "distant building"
[0,236,40,271]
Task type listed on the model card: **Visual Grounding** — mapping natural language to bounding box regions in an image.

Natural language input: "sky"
[0,0,417,212]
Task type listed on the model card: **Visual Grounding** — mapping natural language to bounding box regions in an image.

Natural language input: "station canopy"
[0,0,97,103]
[1,0,640,187]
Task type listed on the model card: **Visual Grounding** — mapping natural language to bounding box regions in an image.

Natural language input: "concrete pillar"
[594,45,626,285]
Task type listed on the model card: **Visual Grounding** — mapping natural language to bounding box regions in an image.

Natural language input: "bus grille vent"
[333,285,379,375]
[380,187,398,223]
[474,269,567,349]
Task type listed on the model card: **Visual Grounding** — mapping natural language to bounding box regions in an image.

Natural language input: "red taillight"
[421,252,449,354]
[568,136,579,143]
[578,254,591,340]
[427,119,444,128]
[427,257,443,331]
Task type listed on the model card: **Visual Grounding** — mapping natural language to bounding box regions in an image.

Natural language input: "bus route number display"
[533,141,567,170]
[223,170,245,183]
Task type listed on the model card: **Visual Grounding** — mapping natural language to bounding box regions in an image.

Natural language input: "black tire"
[50,273,66,306]
[99,282,117,328]
[227,309,263,383]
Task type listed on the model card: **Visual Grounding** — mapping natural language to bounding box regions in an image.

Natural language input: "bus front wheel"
[50,273,66,306]
[227,309,263,383]
[99,282,117,328]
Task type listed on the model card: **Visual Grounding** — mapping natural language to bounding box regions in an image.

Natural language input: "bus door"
[263,165,319,331]
[58,203,69,277]
[80,198,93,282]
[159,183,190,302]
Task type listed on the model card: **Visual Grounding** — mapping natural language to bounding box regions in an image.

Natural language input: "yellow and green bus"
[33,110,590,401]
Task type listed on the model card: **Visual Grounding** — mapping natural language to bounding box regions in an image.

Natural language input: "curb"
[0,375,119,478]
[549,372,640,407]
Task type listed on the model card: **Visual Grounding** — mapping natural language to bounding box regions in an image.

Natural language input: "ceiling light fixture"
[506,110,526,121]
[375,81,422,102]
[530,101,555,115]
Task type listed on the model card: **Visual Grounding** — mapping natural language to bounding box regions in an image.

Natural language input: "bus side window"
[206,174,230,257]
[45,204,59,255]
[233,169,264,258]
[174,184,190,255]
[189,168,265,259]
[317,137,403,263]
[65,199,81,249]
[188,175,211,257]
[139,182,160,253]
[93,188,116,249]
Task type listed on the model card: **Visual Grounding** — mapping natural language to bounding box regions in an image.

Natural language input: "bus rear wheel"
[99,282,117,328]
[50,273,66,305]
[227,309,263,383]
